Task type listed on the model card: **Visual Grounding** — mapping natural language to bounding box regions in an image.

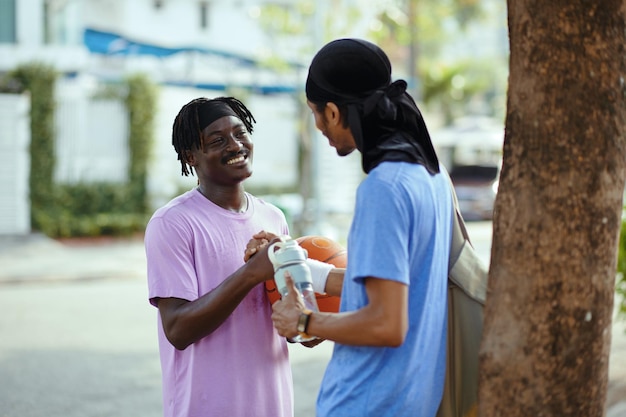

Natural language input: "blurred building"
[0,0,507,238]
[0,0,368,238]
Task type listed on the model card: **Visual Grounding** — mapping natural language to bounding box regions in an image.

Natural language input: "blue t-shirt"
[317,162,453,417]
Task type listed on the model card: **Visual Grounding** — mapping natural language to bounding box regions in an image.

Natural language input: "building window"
[0,0,16,43]
[43,0,74,45]
[200,1,210,29]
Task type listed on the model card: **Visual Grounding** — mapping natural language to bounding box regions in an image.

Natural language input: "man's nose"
[226,136,244,151]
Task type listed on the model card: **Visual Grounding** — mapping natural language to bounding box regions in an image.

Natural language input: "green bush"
[31,183,149,238]
[126,74,157,213]
[7,63,58,231]
[3,66,157,238]
[34,210,149,238]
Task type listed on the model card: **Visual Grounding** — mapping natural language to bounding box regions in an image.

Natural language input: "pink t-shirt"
[145,189,293,417]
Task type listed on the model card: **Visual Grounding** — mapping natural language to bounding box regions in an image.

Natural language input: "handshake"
[244,231,341,295]
[244,230,346,343]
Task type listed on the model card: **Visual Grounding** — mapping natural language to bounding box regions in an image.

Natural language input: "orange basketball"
[265,235,346,313]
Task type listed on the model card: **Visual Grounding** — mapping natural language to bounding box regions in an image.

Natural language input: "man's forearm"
[324,268,345,296]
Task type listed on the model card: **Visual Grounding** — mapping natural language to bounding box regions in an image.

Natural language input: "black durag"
[306,38,440,175]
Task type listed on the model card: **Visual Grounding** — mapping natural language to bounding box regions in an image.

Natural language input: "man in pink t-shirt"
[145,97,293,417]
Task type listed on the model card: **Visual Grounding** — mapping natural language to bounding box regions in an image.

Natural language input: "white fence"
[0,93,31,235]
[54,84,129,184]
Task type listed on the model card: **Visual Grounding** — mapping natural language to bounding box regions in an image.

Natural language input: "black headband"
[197,100,239,131]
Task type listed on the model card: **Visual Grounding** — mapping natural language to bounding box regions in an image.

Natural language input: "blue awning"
[83,28,302,94]
[83,28,303,69]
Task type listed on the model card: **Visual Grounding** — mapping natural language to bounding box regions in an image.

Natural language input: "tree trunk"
[479,2,626,417]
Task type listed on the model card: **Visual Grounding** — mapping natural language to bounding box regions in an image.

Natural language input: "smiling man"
[144,97,293,417]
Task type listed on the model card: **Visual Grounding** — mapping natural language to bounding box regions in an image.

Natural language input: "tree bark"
[479,2,626,417]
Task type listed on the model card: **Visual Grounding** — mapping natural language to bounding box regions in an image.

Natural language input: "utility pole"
[307,1,326,235]
[296,1,326,236]
[407,0,421,102]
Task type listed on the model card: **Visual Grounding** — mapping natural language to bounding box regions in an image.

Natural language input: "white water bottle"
[267,236,319,342]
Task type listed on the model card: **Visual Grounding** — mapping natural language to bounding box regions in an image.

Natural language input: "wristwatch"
[297,309,313,338]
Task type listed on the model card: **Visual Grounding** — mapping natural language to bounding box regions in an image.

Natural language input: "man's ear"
[184,150,196,166]
[324,102,342,126]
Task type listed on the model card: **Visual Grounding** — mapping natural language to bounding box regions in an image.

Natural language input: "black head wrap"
[197,100,240,131]
[306,38,440,175]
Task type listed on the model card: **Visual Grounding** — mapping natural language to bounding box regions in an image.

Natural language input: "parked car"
[432,117,504,221]
[449,164,499,221]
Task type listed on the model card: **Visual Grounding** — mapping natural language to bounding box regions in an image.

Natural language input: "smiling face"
[186,115,253,188]
[307,100,356,157]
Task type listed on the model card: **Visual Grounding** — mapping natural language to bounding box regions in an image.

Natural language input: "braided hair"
[172,96,256,176]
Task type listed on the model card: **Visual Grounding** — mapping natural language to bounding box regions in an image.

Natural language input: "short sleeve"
[348,177,410,285]
[145,216,200,306]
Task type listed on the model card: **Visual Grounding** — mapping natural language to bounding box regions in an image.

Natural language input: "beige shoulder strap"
[445,169,488,304]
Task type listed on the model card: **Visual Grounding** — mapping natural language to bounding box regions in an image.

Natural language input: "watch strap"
[297,309,313,338]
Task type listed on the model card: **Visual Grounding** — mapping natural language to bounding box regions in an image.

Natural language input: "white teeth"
[226,156,245,165]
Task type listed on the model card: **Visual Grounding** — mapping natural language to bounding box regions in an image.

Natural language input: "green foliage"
[257,2,315,37]
[371,0,487,53]
[255,1,362,66]
[34,184,150,238]
[255,1,504,120]
[6,63,58,230]
[2,66,157,238]
[422,60,506,123]
[616,218,626,320]
[45,74,158,238]
[125,74,157,213]
[368,0,505,118]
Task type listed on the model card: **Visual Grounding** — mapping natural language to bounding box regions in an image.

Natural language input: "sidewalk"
[0,232,625,414]
[0,233,146,284]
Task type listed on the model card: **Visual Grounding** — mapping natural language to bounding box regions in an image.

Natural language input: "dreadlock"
[172,96,256,176]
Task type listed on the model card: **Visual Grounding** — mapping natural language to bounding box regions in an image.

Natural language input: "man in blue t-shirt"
[269,38,453,417]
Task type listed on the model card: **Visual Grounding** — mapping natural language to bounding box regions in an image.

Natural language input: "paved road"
[0,232,333,417]
[0,221,624,416]
[0,277,334,417]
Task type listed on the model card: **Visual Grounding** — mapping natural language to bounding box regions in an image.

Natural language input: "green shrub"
[34,210,149,238]
[3,66,158,238]
[126,74,157,213]
[7,63,58,231]
[34,183,151,237]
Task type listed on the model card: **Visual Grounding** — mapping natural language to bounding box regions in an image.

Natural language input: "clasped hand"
[243,230,302,337]
[243,230,279,262]
[244,230,324,347]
